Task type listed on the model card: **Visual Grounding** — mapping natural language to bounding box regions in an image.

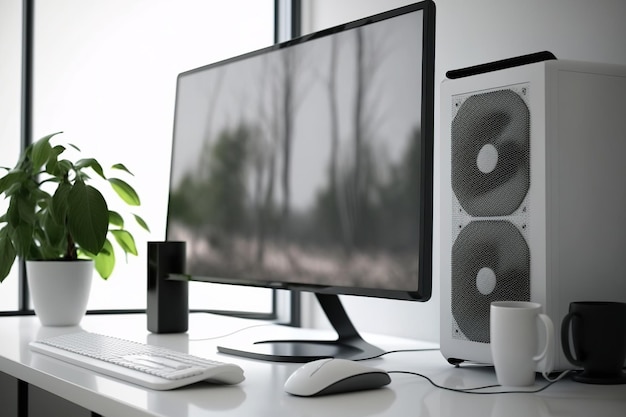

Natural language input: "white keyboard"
[29,332,245,390]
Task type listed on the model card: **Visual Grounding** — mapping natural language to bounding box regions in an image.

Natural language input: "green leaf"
[76,158,105,179]
[0,171,26,195]
[51,144,66,155]
[14,222,35,258]
[68,143,81,152]
[7,196,19,226]
[56,159,73,175]
[110,229,138,256]
[8,193,36,227]
[67,182,109,255]
[41,208,65,248]
[93,239,115,279]
[133,214,150,232]
[0,228,17,282]
[111,163,134,176]
[108,210,124,227]
[35,226,63,259]
[108,178,141,206]
[44,145,66,176]
[51,183,71,224]
[31,132,62,171]
[31,187,53,205]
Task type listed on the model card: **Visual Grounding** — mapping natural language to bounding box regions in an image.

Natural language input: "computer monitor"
[166,0,435,362]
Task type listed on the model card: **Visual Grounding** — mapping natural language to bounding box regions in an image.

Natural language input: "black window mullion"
[18,0,35,313]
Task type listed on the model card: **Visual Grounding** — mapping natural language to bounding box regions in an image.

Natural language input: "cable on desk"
[362,348,573,394]
[387,369,572,395]
[541,369,572,383]
[188,323,275,342]
[353,348,440,360]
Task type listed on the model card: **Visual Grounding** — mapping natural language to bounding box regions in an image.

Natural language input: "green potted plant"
[0,132,149,325]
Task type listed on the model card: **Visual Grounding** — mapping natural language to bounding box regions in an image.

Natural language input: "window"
[0,0,21,311]
[1,0,276,313]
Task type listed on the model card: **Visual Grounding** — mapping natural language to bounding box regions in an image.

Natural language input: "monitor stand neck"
[217,293,385,363]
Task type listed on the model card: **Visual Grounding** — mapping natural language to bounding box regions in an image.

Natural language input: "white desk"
[1,313,625,417]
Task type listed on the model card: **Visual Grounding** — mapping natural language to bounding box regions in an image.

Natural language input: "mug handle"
[533,313,555,373]
[561,312,584,367]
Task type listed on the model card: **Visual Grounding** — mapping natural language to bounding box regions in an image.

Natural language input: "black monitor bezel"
[166,0,435,303]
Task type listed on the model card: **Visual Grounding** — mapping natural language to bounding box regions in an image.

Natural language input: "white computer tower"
[440,58,626,371]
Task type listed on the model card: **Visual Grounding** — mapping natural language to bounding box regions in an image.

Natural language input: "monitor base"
[218,337,384,363]
[217,293,385,362]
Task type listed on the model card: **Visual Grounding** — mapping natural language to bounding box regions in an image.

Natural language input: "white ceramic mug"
[490,301,554,387]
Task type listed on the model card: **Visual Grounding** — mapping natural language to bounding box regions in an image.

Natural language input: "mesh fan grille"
[451,220,530,343]
[451,89,530,217]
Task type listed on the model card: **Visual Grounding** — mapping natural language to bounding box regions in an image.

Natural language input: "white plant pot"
[26,260,93,326]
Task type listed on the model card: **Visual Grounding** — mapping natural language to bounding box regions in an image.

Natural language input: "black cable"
[387,370,572,395]
[358,348,571,394]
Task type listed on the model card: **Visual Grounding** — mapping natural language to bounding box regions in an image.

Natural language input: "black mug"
[561,301,626,384]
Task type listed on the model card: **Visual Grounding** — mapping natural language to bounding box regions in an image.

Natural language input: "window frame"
[1,0,301,325]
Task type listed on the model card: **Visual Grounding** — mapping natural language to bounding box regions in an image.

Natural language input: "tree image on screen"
[168,12,424,292]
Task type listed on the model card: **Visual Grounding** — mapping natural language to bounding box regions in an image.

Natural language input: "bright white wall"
[301,0,626,342]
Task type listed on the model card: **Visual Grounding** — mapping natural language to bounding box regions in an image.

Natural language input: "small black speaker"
[147,241,188,333]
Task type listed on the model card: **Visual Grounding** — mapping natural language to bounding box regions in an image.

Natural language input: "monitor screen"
[166,1,435,361]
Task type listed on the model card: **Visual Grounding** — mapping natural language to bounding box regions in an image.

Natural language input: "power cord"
[188,323,275,342]
[388,369,571,395]
[358,348,441,359]
[361,349,572,395]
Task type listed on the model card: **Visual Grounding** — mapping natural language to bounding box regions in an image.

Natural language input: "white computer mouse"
[284,358,391,397]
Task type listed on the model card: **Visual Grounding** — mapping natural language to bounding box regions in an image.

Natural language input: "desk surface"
[1,313,625,417]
